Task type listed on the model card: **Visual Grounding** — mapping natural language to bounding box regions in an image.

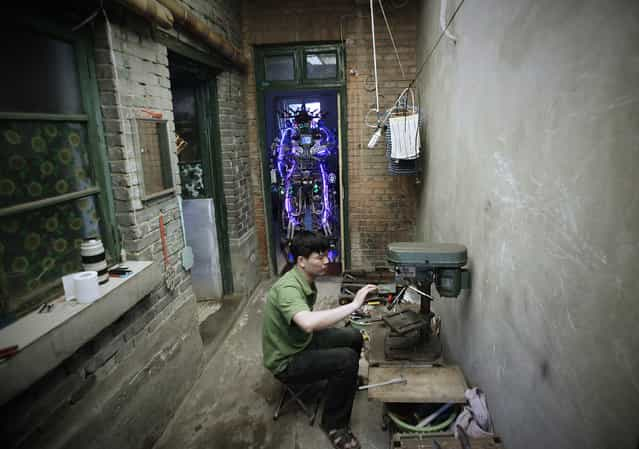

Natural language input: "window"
[264,54,295,81]
[132,119,175,200]
[305,52,337,79]
[256,45,344,87]
[0,22,116,325]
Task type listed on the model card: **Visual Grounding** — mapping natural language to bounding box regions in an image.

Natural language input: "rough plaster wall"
[415,1,639,448]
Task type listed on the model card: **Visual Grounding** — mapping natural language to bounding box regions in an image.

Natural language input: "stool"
[273,381,325,425]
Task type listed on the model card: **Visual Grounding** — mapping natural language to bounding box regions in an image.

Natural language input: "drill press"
[381,242,470,362]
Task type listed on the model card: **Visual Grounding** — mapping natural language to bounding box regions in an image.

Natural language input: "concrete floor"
[154,276,390,449]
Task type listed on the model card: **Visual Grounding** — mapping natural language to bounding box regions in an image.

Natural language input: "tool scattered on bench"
[0,345,19,362]
[358,375,406,391]
[37,303,55,313]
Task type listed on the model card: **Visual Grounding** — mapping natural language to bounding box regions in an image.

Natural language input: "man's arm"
[292,284,377,333]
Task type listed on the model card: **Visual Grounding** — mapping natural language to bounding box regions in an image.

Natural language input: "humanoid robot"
[270,104,340,261]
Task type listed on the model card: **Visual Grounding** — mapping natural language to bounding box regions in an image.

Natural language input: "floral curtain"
[0,120,101,321]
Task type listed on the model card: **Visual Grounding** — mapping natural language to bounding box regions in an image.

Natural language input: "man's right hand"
[352,284,378,309]
[293,284,378,333]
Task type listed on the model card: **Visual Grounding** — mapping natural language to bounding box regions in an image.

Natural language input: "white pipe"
[440,0,457,42]
[370,0,380,114]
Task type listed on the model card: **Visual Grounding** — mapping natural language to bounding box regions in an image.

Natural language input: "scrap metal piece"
[358,375,406,391]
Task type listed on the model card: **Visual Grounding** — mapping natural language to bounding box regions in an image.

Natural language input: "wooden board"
[367,365,468,403]
[392,433,505,449]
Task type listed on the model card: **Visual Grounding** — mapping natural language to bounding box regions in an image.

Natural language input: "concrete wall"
[415,1,639,448]
[242,0,418,271]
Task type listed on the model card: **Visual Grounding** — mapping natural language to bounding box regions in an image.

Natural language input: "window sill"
[0,261,161,405]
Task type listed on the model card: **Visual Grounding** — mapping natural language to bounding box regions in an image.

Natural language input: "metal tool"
[408,284,433,300]
[37,303,54,313]
[358,375,406,391]
[0,345,19,362]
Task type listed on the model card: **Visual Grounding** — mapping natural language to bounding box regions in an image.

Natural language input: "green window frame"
[303,50,339,81]
[253,43,351,273]
[256,43,345,89]
[0,18,118,324]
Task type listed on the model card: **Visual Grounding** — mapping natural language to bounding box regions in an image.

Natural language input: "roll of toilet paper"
[73,271,100,304]
[62,273,77,301]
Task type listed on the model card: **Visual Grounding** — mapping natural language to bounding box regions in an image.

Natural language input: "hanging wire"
[409,0,466,89]
[377,0,405,79]
[71,0,104,31]
[370,0,380,114]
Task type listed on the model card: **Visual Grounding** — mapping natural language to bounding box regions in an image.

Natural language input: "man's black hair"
[289,231,329,260]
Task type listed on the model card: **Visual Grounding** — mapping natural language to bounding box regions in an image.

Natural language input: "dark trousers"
[276,327,363,430]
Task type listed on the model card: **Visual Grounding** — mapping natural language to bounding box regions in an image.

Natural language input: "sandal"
[325,428,361,449]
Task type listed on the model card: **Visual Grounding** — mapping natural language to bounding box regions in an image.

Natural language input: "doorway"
[169,51,232,297]
[255,43,348,275]
[264,89,342,275]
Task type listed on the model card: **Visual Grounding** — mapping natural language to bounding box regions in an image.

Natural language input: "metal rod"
[358,376,406,390]
[408,284,433,300]
[0,187,100,217]
[0,112,88,122]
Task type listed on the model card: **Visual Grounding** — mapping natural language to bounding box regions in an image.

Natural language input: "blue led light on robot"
[284,160,299,226]
[320,163,330,225]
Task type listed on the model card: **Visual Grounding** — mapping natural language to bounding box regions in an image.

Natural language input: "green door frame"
[254,43,350,275]
[165,40,234,294]
[196,81,233,294]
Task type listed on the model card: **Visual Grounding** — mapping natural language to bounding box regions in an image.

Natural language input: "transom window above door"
[257,44,345,87]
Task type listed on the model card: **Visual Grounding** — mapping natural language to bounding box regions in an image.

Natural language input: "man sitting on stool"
[262,231,376,449]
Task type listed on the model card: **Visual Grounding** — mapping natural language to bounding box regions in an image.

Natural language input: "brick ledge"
[0,261,161,405]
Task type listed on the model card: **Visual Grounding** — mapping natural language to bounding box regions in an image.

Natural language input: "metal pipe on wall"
[115,0,174,29]
[115,0,248,70]
[156,0,248,70]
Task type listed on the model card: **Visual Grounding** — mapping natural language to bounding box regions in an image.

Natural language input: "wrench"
[358,376,407,390]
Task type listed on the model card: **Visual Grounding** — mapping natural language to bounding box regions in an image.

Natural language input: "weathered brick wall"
[242,0,418,271]
[166,0,258,289]
[217,71,253,239]
[1,1,253,446]
[217,70,259,291]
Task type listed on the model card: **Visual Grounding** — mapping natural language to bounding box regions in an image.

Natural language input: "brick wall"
[94,12,193,296]
[1,2,254,446]
[217,71,254,239]
[164,0,258,288]
[242,0,418,271]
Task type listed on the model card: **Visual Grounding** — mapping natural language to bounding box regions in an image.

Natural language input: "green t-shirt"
[262,266,317,375]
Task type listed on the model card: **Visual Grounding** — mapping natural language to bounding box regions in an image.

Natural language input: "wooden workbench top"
[367,365,468,403]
